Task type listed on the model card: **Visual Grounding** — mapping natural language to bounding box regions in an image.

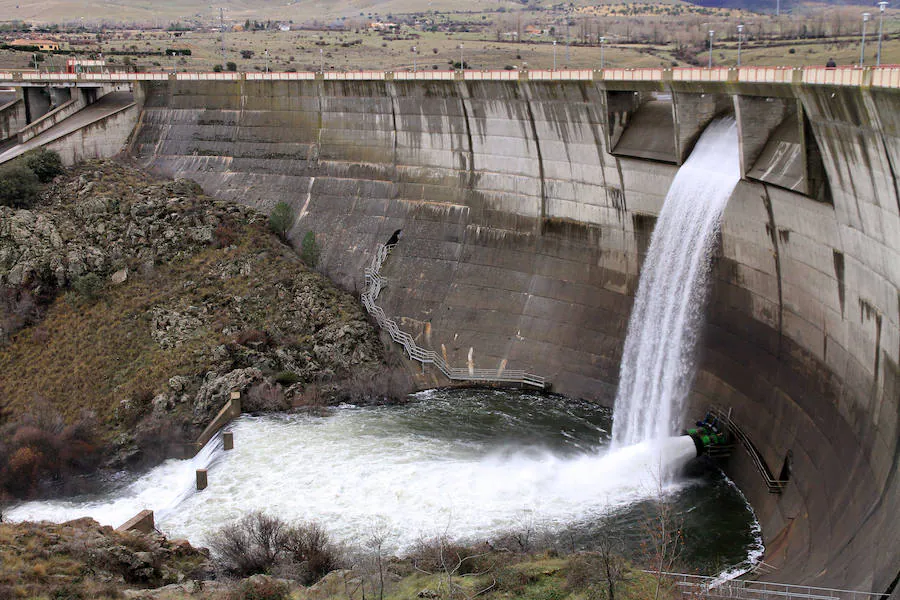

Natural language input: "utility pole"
[861,12,871,67]
[877,1,888,66]
[264,48,268,73]
[219,7,226,69]
[565,18,570,66]
[320,48,324,72]
[412,46,417,72]
[459,43,463,69]
[737,24,743,67]
[776,0,780,17]
[708,30,714,68]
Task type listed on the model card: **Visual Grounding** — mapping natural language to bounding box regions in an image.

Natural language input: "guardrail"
[362,243,546,389]
[657,571,886,600]
[710,406,788,494]
[2,66,899,89]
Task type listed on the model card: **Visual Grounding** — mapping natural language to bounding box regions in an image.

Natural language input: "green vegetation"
[0,149,63,208]
[269,201,294,240]
[0,161,40,208]
[300,231,320,268]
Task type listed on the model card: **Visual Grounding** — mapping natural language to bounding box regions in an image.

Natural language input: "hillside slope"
[0,161,396,497]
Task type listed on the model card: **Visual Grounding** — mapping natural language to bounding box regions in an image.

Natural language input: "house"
[10,39,60,51]
[524,25,544,36]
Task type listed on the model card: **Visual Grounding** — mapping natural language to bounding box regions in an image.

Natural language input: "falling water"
[612,117,741,447]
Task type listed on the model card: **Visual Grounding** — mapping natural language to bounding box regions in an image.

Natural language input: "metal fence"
[362,244,546,389]
[3,66,900,89]
[657,572,887,600]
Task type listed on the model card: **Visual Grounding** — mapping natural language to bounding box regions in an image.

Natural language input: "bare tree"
[640,464,685,600]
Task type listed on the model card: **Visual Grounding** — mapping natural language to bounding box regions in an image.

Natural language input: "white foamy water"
[8,409,697,552]
[612,118,741,447]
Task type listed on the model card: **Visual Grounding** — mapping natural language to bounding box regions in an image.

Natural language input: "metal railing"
[657,572,886,600]
[709,407,788,494]
[362,243,546,389]
[3,66,899,89]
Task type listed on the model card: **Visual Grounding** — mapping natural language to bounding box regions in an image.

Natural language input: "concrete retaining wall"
[42,103,138,166]
[131,79,899,593]
[0,97,26,142]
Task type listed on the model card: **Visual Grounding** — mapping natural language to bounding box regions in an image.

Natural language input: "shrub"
[229,576,289,600]
[235,328,270,348]
[213,222,239,248]
[268,202,294,241]
[71,273,104,302]
[226,61,237,72]
[0,161,40,208]
[22,149,63,183]
[243,382,289,412]
[210,512,340,584]
[213,64,223,72]
[300,231,319,268]
[274,371,301,386]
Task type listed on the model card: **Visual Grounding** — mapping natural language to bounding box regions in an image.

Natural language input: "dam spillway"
[1,70,896,593]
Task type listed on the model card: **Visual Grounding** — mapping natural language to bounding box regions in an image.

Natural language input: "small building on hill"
[10,39,60,51]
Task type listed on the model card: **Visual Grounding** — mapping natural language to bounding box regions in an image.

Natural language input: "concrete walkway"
[0,91,134,164]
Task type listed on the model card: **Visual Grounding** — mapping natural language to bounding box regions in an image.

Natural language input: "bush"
[0,161,40,208]
[213,64,223,72]
[268,202,294,241]
[229,576,289,600]
[210,512,340,585]
[23,149,63,183]
[300,231,319,268]
[71,273,104,302]
[243,382,289,412]
[274,371,301,386]
[227,61,237,72]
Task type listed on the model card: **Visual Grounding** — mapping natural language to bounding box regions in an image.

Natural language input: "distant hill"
[684,0,869,11]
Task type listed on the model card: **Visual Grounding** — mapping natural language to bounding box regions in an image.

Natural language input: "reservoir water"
[9,388,761,574]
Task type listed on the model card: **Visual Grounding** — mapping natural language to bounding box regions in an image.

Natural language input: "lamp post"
[458,43,464,69]
[599,36,606,70]
[861,12,871,67]
[708,30,715,68]
[413,46,417,72]
[737,24,744,67]
[264,48,268,73]
[877,1,888,66]
[553,40,557,70]
[320,48,324,72]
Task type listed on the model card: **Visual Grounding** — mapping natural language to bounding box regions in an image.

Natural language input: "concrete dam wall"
[130,78,899,593]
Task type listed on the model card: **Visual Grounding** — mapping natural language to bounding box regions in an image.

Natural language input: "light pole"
[861,12,871,67]
[599,36,606,70]
[412,46,417,72]
[708,30,715,68]
[458,43,463,69]
[264,48,268,73]
[553,40,557,70]
[737,24,744,67]
[877,1,888,66]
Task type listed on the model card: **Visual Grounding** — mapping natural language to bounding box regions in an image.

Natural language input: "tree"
[213,64,223,72]
[640,465,685,600]
[268,202,294,241]
[23,148,62,183]
[300,231,320,268]
[0,161,40,208]
[226,61,237,72]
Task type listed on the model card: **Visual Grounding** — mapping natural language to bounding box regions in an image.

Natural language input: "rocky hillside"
[0,160,401,496]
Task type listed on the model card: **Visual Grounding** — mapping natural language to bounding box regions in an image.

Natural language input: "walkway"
[362,243,546,389]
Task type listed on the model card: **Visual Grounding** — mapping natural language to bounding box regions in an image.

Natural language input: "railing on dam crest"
[3,65,900,89]
[658,571,887,600]
[362,243,546,389]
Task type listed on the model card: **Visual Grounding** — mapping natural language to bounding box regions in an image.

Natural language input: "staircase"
[362,243,546,389]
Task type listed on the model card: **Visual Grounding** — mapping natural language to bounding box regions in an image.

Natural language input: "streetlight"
[412,46,417,72]
[458,43,464,69]
[264,48,268,73]
[737,24,744,67]
[553,40,557,70]
[708,30,715,68]
[877,1,888,66]
[599,36,606,70]
[320,48,324,72]
[861,12,871,67]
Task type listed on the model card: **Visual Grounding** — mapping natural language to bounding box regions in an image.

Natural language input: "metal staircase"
[362,243,546,389]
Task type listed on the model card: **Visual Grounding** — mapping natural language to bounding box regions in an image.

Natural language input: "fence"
[3,66,900,89]
[362,243,546,389]
[657,572,887,600]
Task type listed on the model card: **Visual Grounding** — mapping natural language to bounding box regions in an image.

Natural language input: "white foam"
[7,413,696,553]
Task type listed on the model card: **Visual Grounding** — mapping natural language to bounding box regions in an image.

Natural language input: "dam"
[1,66,898,595]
